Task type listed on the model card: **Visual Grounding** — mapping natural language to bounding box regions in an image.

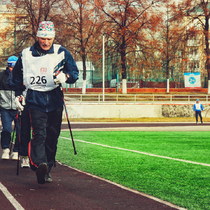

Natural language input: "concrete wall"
[64,103,210,118]
[65,104,162,118]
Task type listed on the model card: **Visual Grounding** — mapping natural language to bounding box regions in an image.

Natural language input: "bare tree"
[177,0,210,92]
[5,0,63,55]
[92,0,168,93]
[158,2,189,92]
[58,0,103,93]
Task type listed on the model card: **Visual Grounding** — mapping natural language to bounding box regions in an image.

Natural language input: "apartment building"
[170,3,210,87]
[0,3,15,67]
[0,2,27,68]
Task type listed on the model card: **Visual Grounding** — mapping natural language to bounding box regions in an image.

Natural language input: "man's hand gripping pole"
[54,69,76,154]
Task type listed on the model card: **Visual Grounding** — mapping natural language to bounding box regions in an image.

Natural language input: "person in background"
[12,21,79,184]
[193,99,203,124]
[6,65,31,167]
[0,56,20,160]
[6,67,31,167]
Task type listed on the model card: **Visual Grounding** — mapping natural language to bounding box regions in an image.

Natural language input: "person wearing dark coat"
[12,21,79,184]
[0,56,20,160]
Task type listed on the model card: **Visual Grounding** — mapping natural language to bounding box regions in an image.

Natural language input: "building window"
[188,60,200,72]
[187,34,200,46]
[1,17,9,26]
[188,47,198,56]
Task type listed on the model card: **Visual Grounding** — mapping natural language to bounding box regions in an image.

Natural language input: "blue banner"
[184,72,201,88]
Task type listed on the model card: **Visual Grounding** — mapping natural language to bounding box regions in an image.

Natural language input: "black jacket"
[12,42,79,112]
[0,68,16,110]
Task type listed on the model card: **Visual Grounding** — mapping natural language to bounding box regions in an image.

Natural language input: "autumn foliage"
[1,0,210,89]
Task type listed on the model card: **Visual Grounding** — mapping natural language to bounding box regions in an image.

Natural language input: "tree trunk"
[204,15,210,93]
[122,79,127,94]
[82,80,86,94]
[82,49,86,94]
[120,41,127,93]
[166,79,170,93]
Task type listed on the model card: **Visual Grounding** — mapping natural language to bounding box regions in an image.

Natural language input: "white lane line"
[0,182,24,210]
[60,136,210,167]
[57,161,187,210]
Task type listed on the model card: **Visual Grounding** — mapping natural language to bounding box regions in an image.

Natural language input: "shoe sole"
[45,177,52,182]
[11,154,19,161]
[2,154,10,160]
[36,163,48,184]
[21,165,30,168]
[2,158,9,160]
[45,174,52,182]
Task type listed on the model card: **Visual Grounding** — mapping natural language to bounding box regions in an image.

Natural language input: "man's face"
[8,67,13,72]
[37,37,54,51]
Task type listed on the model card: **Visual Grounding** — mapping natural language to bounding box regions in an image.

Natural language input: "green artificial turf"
[56,131,210,210]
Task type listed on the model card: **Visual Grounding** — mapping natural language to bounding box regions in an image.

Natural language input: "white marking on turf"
[57,161,187,210]
[0,182,25,210]
[60,136,210,167]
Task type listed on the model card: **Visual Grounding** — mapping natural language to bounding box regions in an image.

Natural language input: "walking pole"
[16,95,24,176]
[62,91,77,155]
[9,110,18,155]
[55,71,77,155]
[17,111,21,175]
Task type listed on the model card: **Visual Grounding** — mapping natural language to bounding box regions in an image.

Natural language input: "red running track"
[0,122,187,210]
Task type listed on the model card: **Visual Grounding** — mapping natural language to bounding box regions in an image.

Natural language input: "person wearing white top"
[193,99,203,124]
[12,21,79,184]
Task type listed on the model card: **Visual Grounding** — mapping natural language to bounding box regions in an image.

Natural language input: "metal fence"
[64,94,210,104]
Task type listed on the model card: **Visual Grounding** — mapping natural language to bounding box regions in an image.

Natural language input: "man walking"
[0,56,20,160]
[193,99,203,124]
[12,21,79,184]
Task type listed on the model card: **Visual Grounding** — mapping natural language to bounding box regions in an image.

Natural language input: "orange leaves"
[149,15,163,31]
[95,0,167,77]
[183,58,190,62]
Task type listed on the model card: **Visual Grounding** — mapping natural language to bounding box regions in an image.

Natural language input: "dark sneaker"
[45,173,52,182]
[36,163,48,184]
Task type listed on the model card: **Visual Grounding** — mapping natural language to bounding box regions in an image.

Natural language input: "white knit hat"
[36,21,55,38]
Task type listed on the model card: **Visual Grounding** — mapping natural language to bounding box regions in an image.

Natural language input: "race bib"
[196,103,201,110]
[22,45,64,92]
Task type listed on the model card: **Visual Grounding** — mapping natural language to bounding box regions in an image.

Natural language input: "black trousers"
[0,109,20,152]
[19,104,31,156]
[195,111,202,123]
[28,106,63,171]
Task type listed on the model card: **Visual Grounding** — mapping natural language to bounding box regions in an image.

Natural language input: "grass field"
[56,130,210,210]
